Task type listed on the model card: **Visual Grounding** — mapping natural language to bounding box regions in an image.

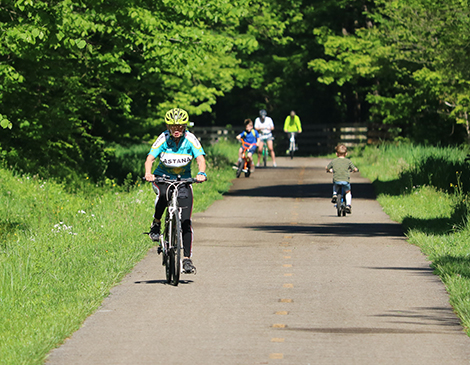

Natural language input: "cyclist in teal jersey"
[144,108,207,273]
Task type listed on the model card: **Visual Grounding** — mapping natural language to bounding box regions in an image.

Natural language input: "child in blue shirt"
[236,119,260,172]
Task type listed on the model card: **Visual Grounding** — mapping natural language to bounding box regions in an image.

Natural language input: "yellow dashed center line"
[270,353,284,359]
[283,283,294,288]
[272,323,286,328]
[271,338,285,343]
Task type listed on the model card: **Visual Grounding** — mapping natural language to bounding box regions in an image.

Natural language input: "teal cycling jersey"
[148,130,205,179]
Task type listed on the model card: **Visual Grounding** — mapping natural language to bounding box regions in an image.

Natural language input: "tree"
[309,0,470,143]
[0,0,260,179]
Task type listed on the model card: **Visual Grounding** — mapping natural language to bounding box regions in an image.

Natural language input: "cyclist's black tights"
[152,182,193,258]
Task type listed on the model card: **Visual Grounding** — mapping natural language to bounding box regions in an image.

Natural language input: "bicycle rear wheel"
[289,142,295,159]
[336,193,343,217]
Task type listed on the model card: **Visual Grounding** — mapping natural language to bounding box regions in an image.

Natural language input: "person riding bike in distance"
[236,119,260,172]
[284,110,302,153]
[254,109,277,167]
[144,108,207,274]
[326,144,358,214]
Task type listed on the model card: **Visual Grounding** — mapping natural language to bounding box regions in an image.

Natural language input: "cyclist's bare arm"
[145,155,156,181]
[196,155,207,182]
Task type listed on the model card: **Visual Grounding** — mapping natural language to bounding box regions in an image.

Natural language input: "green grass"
[0,141,238,365]
[355,143,470,334]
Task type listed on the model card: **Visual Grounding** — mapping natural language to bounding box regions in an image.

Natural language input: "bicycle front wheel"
[169,214,182,286]
[236,159,243,178]
[263,147,267,167]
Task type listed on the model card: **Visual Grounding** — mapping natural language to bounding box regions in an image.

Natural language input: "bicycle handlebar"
[142,174,199,183]
[326,168,359,173]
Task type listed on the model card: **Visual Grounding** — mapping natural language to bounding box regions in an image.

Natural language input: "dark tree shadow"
[249,222,405,237]
[226,182,376,200]
[135,279,194,286]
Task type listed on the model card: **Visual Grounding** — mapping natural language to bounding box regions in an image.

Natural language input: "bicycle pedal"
[242,169,248,173]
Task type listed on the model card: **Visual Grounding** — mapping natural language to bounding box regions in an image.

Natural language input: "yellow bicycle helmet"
[165,108,189,125]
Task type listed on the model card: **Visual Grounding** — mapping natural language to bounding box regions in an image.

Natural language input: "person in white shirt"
[254,109,277,167]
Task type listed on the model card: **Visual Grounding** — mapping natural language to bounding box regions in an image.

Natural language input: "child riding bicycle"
[254,109,277,167]
[326,144,358,214]
[144,108,207,274]
[236,119,259,172]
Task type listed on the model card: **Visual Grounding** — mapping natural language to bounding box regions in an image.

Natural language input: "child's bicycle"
[327,169,358,217]
[234,140,255,178]
[334,183,349,217]
[145,175,197,286]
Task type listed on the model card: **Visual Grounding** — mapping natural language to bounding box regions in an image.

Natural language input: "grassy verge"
[0,141,238,365]
[354,143,470,334]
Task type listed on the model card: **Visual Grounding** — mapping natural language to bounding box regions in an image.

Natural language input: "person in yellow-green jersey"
[284,110,302,154]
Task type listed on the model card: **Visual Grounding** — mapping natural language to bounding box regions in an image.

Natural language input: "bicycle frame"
[236,140,255,178]
[259,133,272,167]
[335,184,348,217]
[153,175,196,286]
[288,132,296,159]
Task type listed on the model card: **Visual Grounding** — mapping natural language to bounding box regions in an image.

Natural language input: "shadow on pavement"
[135,279,194,285]
[373,307,463,328]
[226,182,376,199]
[283,326,457,335]
[249,222,404,237]
[365,266,433,273]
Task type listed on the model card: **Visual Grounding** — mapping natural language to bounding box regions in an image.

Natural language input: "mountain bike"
[234,140,255,178]
[146,175,197,286]
[287,132,297,159]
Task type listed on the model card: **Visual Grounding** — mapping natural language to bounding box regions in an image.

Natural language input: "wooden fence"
[191,123,391,155]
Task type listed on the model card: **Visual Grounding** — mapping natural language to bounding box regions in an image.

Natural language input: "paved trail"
[46,157,470,364]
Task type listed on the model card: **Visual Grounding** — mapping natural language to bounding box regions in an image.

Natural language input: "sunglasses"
[168,125,186,131]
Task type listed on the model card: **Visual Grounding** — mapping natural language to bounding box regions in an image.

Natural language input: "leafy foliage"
[0,0,260,180]
[309,0,470,144]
